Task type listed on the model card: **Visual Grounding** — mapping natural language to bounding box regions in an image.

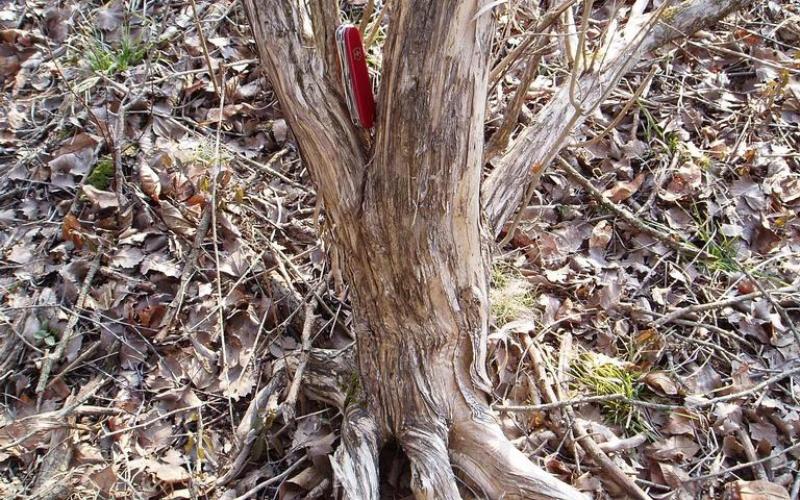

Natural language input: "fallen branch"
[686,441,800,484]
[524,335,650,499]
[494,393,680,413]
[694,362,800,408]
[655,285,799,326]
[736,428,769,481]
[233,455,307,500]
[555,333,651,500]
[102,403,204,438]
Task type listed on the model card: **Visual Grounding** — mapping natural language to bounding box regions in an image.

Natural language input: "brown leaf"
[602,173,645,203]
[62,214,83,248]
[95,1,123,32]
[110,246,145,269]
[723,480,790,500]
[88,465,117,494]
[139,159,161,202]
[82,185,119,209]
[660,162,703,202]
[147,461,190,484]
[589,220,612,250]
[646,435,700,461]
[644,371,679,396]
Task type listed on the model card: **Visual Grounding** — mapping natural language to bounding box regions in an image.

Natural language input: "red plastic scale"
[336,24,376,129]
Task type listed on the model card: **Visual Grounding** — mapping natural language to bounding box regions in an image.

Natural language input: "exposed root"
[399,424,461,500]
[450,417,586,500]
[331,406,381,500]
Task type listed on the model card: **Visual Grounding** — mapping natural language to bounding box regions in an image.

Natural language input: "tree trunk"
[243,1,580,497]
[242,0,751,497]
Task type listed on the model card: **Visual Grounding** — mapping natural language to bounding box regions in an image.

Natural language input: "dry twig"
[35,250,103,409]
[281,282,325,422]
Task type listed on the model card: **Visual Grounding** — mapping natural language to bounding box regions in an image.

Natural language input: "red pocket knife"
[336,24,375,129]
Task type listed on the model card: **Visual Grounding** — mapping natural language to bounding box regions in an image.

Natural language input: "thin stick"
[485,40,552,162]
[358,0,376,35]
[697,362,800,407]
[554,333,651,500]
[736,263,800,345]
[655,285,798,326]
[494,393,680,412]
[233,456,307,500]
[102,404,204,438]
[155,204,213,341]
[556,155,703,256]
[489,0,577,86]
[575,65,657,148]
[35,250,103,409]
[210,71,236,433]
[45,340,101,390]
[568,0,594,115]
[500,359,800,412]
[735,428,768,481]
[189,0,221,98]
[281,283,325,421]
[365,0,390,48]
[686,440,800,483]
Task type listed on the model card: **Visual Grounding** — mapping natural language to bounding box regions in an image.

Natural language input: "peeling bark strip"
[244,0,748,498]
[482,0,752,235]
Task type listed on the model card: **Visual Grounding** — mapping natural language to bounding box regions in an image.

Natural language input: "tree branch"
[242,0,367,222]
[482,0,752,236]
[308,0,342,77]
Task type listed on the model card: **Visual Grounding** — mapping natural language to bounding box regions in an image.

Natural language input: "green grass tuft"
[86,33,147,74]
[490,264,536,326]
[570,352,648,431]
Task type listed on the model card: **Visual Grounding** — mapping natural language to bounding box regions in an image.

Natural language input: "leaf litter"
[0,0,799,499]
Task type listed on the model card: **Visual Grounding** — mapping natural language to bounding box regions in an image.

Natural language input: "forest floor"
[1,0,800,498]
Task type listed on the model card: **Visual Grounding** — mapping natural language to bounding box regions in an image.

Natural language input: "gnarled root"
[332,406,381,500]
[303,347,586,499]
[399,424,461,500]
[450,416,584,500]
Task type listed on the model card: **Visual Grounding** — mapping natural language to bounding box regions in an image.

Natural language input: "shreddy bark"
[242,1,750,498]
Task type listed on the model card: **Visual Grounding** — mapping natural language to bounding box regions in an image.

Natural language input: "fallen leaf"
[139,159,161,202]
[723,480,790,500]
[62,214,83,248]
[110,247,145,269]
[602,173,645,203]
[644,371,679,396]
[82,185,119,209]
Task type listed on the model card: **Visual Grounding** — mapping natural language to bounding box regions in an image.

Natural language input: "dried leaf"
[82,185,119,209]
[62,214,83,248]
[602,173,645,203]
[644,371,679,396]
[723,480,790,500]
[139,159,161,202]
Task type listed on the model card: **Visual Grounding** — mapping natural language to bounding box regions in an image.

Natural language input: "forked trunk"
[243,1,582,497]
[243,0,749,497]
